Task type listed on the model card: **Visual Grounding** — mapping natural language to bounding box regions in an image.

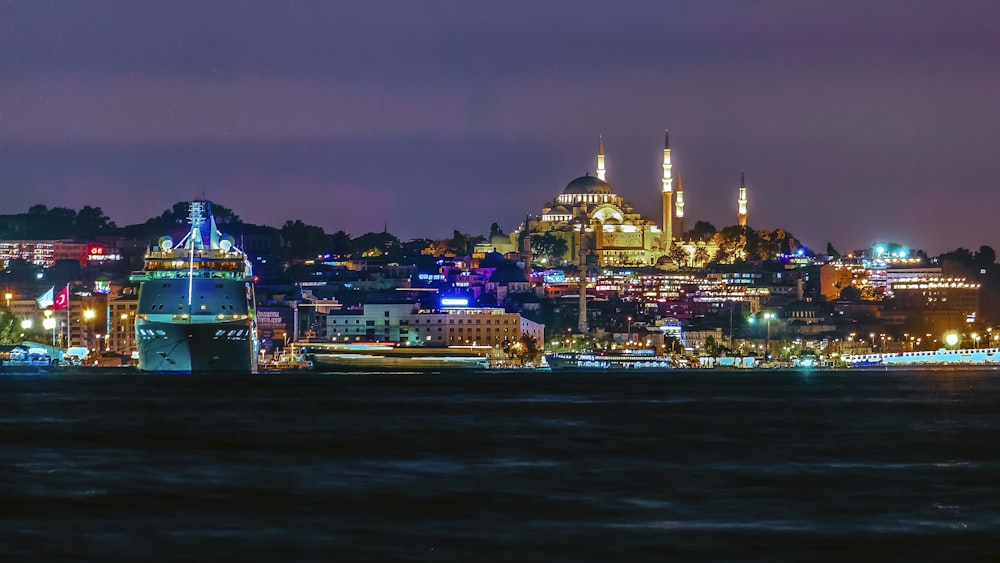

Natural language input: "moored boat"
[544,348,674,371]
[843,347,1000,368]
[130,202,259,373]
[302,342,490,371]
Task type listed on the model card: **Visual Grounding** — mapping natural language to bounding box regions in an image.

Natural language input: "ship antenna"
[186,202,207,308]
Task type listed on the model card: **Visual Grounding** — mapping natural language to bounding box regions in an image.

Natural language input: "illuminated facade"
[325,303,544,348]
[108,295,139,357]
[890,275,980,331]
[511,133,737,269]
[519,137,667,267]
[0,240,114,268]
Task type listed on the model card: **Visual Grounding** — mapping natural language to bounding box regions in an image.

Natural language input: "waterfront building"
[325,302,544,348]
[0,240,119,268]
[889,275,980,331]
[107,294,139,358]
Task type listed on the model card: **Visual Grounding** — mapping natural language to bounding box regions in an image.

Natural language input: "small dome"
[480,250,506,268]
[550,205,570,215]
[563,174,612,195]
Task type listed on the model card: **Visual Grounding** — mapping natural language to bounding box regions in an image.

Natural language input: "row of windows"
[331,326,513,334]
[330,317,515,325]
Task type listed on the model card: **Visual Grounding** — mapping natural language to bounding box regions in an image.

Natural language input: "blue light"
[441,297,469,307]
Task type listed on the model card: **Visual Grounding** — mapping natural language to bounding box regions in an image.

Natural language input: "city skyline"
[2,1,998,254]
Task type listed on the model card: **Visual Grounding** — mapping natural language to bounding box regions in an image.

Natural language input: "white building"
[326,302,544,348]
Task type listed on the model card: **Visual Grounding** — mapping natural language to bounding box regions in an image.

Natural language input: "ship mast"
[186,202,207,309]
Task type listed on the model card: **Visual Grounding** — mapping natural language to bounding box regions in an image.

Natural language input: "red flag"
[54,286,69,311]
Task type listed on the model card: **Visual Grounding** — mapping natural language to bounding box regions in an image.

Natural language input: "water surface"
[2,368,999,561]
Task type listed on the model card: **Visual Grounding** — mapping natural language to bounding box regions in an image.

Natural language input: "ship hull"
[310,354,488,372]
[545,352,674,371]
[303,344,490,372]
[136,319,257,373]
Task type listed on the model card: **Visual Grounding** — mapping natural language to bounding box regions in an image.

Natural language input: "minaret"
[737,170,748,228]
[578,220,588,334]
[596,135,607,181]
[674,175,685,239]
[661,130,673,248]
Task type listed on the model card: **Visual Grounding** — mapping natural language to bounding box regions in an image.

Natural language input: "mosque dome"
[489,263,529,284]
[550,204,570,215]
[563,174,612,195]
[479,250,506,268]
[489,231,510,245]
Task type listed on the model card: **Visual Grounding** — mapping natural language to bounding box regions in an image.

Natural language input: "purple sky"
[2,1,998,254]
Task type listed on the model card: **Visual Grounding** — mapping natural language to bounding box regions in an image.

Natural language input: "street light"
[971,333,981,349]
[4,292,11,308]
[83,309,96,350]
[763,312,775,355]
[43,315,56,346]
[944,332,959,348]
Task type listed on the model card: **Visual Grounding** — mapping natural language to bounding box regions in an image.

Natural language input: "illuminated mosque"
[505,132,751,268]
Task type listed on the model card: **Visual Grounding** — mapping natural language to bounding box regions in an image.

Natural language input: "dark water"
[3,368,1000,561]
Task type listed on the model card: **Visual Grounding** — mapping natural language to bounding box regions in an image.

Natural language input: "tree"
[826,242,840,260]
[351,231,401,258]
[975,245,996,268]
[516,334,540,364]
[938,247,976,276]
[281,220,328,259]
[423,238,454,257]
[0,310,20,345]
[530,233,568,263]
[670,245,690,267]
[839,285,862,301]
[24,206,77,239]
[693,246,710,267]
[327,230,353,258]
[685,221,717,242]
[711,247,732,265]
[0,310,44,345]
[448,230,472,256]
[715,226,747,262]
[703,335,720,356]
[75,206,117,237]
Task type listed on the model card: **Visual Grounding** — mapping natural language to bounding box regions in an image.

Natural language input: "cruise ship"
[545,348,675,371]
[130,202,258,373]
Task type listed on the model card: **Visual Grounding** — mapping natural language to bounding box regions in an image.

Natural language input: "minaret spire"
[596,135,607,181]
[674,174,685,238]
[737,170,748,228]
[661,129,674,250]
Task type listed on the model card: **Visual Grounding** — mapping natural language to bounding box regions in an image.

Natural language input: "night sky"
[2,1,998,254]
